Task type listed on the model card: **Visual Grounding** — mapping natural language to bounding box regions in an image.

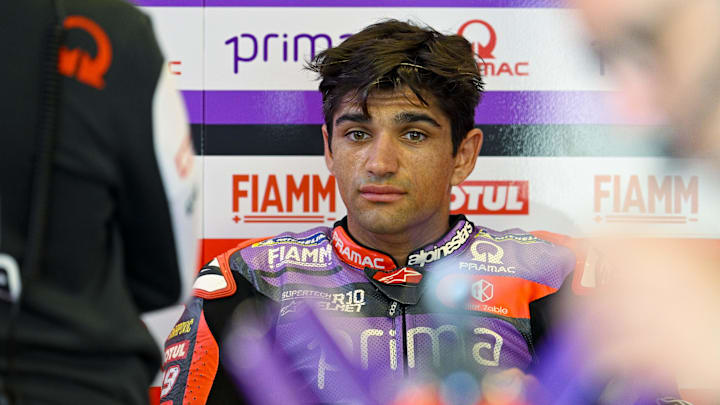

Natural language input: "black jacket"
[0,0,198,403]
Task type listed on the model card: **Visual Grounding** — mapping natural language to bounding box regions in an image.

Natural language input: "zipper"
[388,300,398,317]
[401,304,408,377]
[387,300,409,377]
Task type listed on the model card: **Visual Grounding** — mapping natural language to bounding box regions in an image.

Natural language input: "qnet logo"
[451,181,529,215]
[457,19,529,77]
[231,173,338,224]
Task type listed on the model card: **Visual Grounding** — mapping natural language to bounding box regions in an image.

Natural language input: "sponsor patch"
[372,267,423,285]
[407,222,473,267]
[253,232,328,247]
[331,226,394,270]
[167,318,194,340]
[164,340,190,366]
[476,228,545,244]
[280,288,367,315]
[267,244,333,269]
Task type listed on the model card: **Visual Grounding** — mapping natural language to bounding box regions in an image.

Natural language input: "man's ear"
[322,124,334,173]
[450,128,483,186]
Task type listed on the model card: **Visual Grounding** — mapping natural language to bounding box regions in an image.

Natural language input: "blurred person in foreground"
[532,0,720,403]
[161,20,578,405]
[0,0,199,404]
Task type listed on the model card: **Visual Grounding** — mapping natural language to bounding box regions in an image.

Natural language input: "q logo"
[58,16,112,90]
[457,19,497,59]
[470,240,504,264]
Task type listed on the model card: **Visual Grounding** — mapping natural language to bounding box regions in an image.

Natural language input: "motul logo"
[594,175,699,224]
[164,340,189,365]
[232,174,337,224]
[450,181,529,215]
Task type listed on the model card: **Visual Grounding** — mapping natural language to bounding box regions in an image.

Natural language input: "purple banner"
[182,91,204,124]
[129,0,203,6]
[182,90,628,125]
[134,0,566,7]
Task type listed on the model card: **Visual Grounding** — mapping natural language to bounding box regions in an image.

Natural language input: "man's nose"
[364,132,399,178]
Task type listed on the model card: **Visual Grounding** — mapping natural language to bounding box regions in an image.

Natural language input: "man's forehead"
[334,88,444,121]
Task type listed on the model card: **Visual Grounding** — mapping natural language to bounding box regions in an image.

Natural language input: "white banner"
[203,156,720,239]
[144,7,612,91]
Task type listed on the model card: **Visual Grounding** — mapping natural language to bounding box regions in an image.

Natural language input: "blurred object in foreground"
[574,0,720,162]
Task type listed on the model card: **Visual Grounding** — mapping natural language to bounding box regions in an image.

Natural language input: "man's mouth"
[359,184,406,202]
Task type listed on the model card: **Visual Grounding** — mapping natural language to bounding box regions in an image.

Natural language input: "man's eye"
[346,131,370,141]
[402,131,426,142]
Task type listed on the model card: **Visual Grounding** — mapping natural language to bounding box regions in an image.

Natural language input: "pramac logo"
[458,19,497,59]
[58,16,112,90]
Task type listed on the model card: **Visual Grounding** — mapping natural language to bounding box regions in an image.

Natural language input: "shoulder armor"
[192,237,269,299]
[530,230,602,295]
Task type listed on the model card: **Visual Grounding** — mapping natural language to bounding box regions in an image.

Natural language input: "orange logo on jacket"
[58,16,112,89]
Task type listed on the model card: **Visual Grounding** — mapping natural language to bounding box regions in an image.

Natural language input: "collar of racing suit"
[330,215,475,272]
[330,215,475,304]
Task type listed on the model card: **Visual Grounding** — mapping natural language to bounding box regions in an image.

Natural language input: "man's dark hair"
[307,19,484,155]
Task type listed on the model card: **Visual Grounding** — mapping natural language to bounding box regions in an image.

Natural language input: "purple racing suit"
[161,215,576,404]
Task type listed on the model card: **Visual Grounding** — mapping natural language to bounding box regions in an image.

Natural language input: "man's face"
[323,88,479,237]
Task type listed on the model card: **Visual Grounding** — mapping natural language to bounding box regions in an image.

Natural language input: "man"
[162,20,575,404]
[0,0,198,403]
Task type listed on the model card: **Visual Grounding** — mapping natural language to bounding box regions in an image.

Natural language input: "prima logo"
[225,31,351,73]
[308,325,504,389]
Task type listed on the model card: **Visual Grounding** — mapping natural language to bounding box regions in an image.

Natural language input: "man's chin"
[350,207,411,236]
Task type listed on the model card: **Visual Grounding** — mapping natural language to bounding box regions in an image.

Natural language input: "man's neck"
[345,214,451,267]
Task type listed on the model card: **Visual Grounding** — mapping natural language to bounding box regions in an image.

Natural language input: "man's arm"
[162,245,273,405]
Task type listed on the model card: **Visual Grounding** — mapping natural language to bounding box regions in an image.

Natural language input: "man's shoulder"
[193,226,335,300]
[459,225,576,289]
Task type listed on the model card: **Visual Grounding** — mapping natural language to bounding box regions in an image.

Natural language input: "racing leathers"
[162,216,576,404]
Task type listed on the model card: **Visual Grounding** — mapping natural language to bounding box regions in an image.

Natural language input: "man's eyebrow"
[394,112,441,127]
[334,113,370,126]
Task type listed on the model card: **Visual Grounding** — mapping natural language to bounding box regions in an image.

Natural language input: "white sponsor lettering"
[472,328,504,367]
[407,222,473,267]
[460,240,517,273]
[333,234,392,269]
[160,365,180,398]
[459,261,516,274]
[280,289,366,315]
[267,245,332,268]
[328,324,506,373]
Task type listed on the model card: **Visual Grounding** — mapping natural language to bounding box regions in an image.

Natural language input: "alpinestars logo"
[407,222,474,267]
[373,267,423,285]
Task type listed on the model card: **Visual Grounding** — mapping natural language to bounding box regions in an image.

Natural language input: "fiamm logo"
[593,175,699,224]
[457,19,529,77]
[225,31,352,74]
[232,174,337,224]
